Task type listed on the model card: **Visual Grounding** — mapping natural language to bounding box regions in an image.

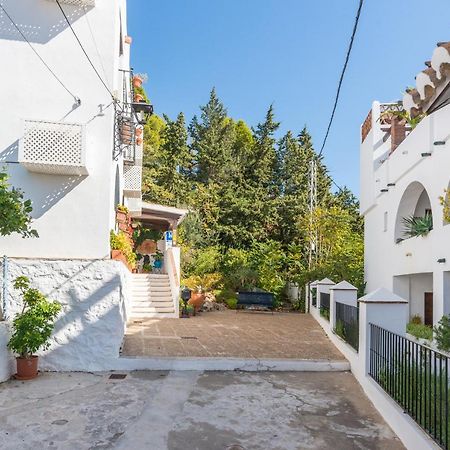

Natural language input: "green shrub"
[110,230,137,269]
[225,298,238,309]
[182,273,222,292]
[434,315,450,351]
[215,288,237,304]
[8,277,61,358]
[407,322,433,341]
[410,314,422,325]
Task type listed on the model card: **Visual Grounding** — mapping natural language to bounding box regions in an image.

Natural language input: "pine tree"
[189,88,235,184]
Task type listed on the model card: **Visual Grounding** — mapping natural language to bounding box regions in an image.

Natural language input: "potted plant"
[132,73,147,89]
[134,93,144,103]
[7,276,61,380]
[135,126,143,137]
[189,286,206,313]
[120,121,133,145]
[110,230,137,271]
[116,204,129,223]
[124,35,132,44]
[153,251,163,272]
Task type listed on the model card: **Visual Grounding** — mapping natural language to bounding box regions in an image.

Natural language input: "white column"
[316,278,335,311]
[330,281,358,330]
[358,288,408,375]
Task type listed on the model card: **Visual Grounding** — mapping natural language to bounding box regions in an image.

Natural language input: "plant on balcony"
[380,109,425,129]
[132,73,148,89]
[8,276,61,380]
[439,188,450,224]
[402,213,433,238]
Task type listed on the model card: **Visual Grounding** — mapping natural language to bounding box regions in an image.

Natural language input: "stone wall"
[0,322,14,382]
[4,259,131,372]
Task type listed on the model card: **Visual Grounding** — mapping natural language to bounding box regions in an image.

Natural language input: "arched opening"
[394,182,433,242]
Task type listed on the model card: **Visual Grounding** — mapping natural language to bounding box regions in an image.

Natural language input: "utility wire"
[318,0,364,157]
[0,3,79,102]
[55,0,118,106]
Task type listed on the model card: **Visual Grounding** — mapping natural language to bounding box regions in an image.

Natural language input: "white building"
[0,0,181,373]
[360,41,450,326]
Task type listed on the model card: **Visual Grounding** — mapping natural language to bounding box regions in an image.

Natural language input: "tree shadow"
[0,143,86,218]
[0,0,90,44]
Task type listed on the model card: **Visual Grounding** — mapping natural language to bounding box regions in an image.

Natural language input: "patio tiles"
[122,310,345,360]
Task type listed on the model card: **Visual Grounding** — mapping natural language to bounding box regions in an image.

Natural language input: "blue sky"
[128,0,450,195]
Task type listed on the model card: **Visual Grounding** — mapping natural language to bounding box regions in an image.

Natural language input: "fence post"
[358,287,408,375]
[316,277,334,312]
[307,280,318,310]
[330,280,357,331]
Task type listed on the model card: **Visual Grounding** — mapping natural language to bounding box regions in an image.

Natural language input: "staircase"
[129,274,176,318]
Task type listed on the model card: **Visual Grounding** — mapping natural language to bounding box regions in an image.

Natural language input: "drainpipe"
[1,255,7,321]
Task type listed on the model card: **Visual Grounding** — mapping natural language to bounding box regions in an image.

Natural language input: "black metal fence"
[334,302,359,351]
[319,293,330,321]
[311,288,317,307]
[370,324,449,449]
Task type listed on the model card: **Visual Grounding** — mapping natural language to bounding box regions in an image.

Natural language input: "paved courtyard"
[122,310,345,360]
[0,370,403,450]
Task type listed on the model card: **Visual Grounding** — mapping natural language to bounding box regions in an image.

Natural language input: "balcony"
[19,119,88,175]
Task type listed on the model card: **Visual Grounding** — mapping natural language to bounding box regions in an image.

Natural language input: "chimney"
[390,116,406,153]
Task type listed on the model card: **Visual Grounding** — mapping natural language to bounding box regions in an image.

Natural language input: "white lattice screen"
[124,164,142,196]
[46,0,95,6]
[20,120,88,175]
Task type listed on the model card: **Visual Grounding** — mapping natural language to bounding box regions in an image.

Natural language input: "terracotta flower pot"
[135,127,143,137]
[136,137,143,146]
[134,93,144,103]
[16,356,38,380]
[132,76,143,89]
[120,123,133,145]
[124,35,132,44]
[116,211,128,223]
[189,293,206,312]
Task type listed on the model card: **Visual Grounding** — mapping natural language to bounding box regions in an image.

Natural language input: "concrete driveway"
[0,371,403,450]
[122,311,345,360]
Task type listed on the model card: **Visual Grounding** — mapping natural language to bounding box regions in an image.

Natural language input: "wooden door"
[424,292,433,326]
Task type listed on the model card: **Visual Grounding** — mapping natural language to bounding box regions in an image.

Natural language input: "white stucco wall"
[4,258,131,371]
[0,322,14,382]
[361,102,450,325]
[0,0,131,259]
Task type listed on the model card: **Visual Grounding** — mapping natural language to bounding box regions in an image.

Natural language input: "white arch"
[394,181,432,242]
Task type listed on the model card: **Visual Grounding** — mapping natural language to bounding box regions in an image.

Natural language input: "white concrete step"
[129,312,177,319]
[132,293,172,300]
[132,283,171,289]
[132,290,172,296]
[131,301,173,308]
[131,306,175,314]
[132,274,169,280]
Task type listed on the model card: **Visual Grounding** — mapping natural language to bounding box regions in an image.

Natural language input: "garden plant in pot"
[7,276,61,380]
[189,286,206,314]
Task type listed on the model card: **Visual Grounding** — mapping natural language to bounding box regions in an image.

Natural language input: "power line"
[318,0,364,157]
[55,0,116,104]
[0,3,79,102]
